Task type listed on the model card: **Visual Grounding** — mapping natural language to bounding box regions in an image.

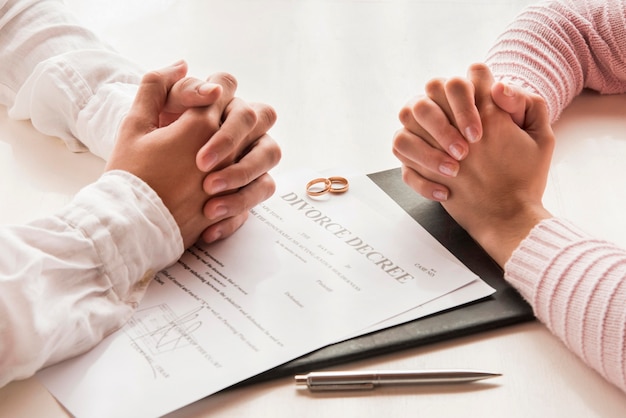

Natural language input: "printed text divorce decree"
[281,192,415,284]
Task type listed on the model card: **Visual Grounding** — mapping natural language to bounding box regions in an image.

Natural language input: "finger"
[161,74,240,155]
[491,82,530,127]
[404,88,468,160]
[197,101,278,173]
[160,105,221,155]
[400,165,450,202]
[196,98,257,172]
[163,76,222,114]
[444,77,482,143]
[201,212,249,243]
[392,128,459,178]
[202,173,276,229]
[244,103,278,146]
[523,93,555,152]
[398,96,429,135]
[124,61,189,134]
[392,130,453,202]
[467,63,496,111]
[195,72,240,171]
[203,134,281,195]
[207,72,238,103]
[204,173,275,221]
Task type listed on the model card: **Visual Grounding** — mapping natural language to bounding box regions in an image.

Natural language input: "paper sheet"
[38,170,490,418]
[344,174,494,337]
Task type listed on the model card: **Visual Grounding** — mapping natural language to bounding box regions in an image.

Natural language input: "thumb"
[467,63,495,111]
[491,82,530,128]
[524,93,554,151]
[164,77,222,114]
[126,61,189,133]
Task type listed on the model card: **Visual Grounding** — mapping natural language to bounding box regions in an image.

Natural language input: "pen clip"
[307,382,375,391]
[295,374,376,391]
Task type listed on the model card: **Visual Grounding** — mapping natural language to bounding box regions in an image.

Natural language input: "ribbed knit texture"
[493,0,626,393]
[486,0,626,123]
[506,219,626,392]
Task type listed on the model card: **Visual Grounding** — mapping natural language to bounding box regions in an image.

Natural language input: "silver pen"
[295,369,501,391]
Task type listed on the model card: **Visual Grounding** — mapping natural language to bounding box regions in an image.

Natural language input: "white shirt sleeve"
[0,0,144,160]
[0,171,184,387]
[0,0,185,386]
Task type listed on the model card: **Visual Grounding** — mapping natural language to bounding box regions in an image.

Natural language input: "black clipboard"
[238,168,534,386]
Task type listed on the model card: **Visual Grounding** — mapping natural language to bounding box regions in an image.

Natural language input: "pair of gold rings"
[306,176,349,197]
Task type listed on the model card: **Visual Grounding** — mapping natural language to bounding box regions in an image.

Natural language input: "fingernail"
[172,59,185,67]
[433,189,448,201]
[502,83,514,97]
[212,205,228,218]
[198,82,219,96]
[449,143,466,160]
[209,179,227,194]
[206,229,222,243]
[464,126,480,143]
[200,152,219,172]
[439,162,458,177]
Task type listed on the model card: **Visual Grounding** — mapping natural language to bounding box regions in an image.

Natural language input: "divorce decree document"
[38,169,483,418]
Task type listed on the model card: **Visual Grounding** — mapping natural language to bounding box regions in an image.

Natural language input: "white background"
[1,1,626,417]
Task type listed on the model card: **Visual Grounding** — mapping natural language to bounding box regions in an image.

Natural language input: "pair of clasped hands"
[113,60,555,266]
[393,63,555,267]
[106,61,281,249]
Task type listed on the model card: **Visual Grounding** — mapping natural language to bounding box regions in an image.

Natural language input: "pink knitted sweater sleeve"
[489,0,626,393]
[506,219,626,393]
[486,0,626,122]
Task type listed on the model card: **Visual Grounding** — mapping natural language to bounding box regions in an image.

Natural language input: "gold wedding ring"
[328,176,349,193]
[306,177,332,197]
[305,176,349,197]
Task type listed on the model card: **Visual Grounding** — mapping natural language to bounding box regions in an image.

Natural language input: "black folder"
[240,167,534,385]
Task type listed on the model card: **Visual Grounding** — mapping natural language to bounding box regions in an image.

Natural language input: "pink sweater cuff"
[504,218,588,305]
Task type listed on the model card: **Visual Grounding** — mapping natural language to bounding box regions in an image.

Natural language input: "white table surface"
[2,1,626,417]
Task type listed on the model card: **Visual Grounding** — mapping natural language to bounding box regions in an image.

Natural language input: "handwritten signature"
[125,304,203,355]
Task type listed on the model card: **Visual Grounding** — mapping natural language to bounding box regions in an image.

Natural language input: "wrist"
[472,205,552,267]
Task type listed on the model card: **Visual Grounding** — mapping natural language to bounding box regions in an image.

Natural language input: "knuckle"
[530,92,547,107]
[248,174,275,203]
[179,77,199,94]
[240,105,258,128]
[273,144,283,164]
[391,144,403,160]
[398,105,414,125]
[138,70,169,107]
[174,77,200,105]
[258,104,278,127]
[392,129,410,152]
[141,70,163,85]
[220,131,237,149]
[192,107,220,133]
[411,98,432,119]
[425,77,446,96]
[264,136,282,165]
[445,77,471,95]
[212,72,238,92]
[400,165,414,185]
[260,175,276,200]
